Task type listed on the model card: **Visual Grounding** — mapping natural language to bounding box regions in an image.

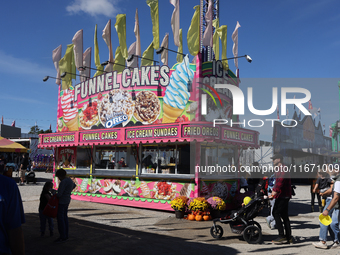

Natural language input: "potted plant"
[170,196,188,218]
[207,196,226,219]
[188,197,209,213]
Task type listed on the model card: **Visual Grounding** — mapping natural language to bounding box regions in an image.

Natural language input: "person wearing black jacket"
[39,181,55,237]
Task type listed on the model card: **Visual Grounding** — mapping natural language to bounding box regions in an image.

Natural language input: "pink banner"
[182,124,219,138]
[221,126,258,145]
[40,132,77,146]
[126,124,180,140]
[79,129,121,143]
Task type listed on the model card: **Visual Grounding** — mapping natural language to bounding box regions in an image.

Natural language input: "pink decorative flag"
[202,0,213,47]
[330,126,333,137]
[170,0,180,47]
[72,29,83,71]
[1,116,3,124]
[102,20,114,72]
[11,120,15,127]
[232,21,241,70]
[277,105,280,120]
[52,45,62,85]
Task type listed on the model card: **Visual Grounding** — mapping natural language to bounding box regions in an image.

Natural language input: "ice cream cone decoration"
[162,103,185,123]
[201,181,209,194]
[162,55,194,123]
[61,89,79,131]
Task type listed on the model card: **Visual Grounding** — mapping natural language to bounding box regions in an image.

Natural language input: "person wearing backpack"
[269,154,293,245]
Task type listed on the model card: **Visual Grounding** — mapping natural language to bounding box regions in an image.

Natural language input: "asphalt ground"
[12,172,340,255]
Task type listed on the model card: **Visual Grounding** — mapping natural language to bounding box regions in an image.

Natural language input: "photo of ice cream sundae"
[61,89,79,131]
[162,55,194,123]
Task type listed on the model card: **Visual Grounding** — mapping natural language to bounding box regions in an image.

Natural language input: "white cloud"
[0,50,55,77]
[66,0,121,17]
[0,94,49,105]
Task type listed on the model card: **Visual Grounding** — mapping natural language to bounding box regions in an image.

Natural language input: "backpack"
[43,194,59,218]
[254,177,268,197]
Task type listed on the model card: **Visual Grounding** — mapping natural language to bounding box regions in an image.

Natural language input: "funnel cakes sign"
[57,56,197,132]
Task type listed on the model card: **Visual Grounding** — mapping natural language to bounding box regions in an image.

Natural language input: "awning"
[0,136,28,153]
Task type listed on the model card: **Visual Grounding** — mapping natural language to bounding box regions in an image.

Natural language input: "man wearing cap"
[269,154,293,244]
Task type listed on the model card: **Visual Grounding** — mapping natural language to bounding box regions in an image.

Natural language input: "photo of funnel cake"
[134,91,161,124]
[61,89,79,131]
[98,89,135,127]
[163,55,194,123]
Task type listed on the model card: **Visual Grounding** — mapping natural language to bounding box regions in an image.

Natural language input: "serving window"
[94,145,137,172]
[140,143,190,175]
[76,147,92,169]
[200,144,237,178]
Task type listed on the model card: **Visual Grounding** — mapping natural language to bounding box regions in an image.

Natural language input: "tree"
[28,125,52,134]
[28,125,40,134]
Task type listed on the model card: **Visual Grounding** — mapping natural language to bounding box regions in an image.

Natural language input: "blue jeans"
[319,197,339,242]
[57,203,69,240]
[39,209,54,233]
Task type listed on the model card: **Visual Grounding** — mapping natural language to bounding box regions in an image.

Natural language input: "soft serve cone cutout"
[61,89,79,131]
[162,55,194,123]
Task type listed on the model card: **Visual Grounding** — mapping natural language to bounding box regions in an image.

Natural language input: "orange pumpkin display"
[203,215,211,221]
[195,214,203,221]
[188,214,195,221]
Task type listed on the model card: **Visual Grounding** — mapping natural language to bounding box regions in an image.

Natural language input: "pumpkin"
[195,214,203,221]
[203,215,211,221]
[188,214,195,221]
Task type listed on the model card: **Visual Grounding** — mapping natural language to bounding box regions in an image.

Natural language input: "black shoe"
[272,236,287,244]
[50,231,54,237]
[54,237,67,243]
[41,232,45,237]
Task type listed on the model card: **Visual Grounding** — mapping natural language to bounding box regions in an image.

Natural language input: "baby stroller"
[25,169,36,184]
[210,178,269,244]
[210,196,268,243]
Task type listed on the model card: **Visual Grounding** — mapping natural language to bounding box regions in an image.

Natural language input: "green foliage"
[28,125,52,134]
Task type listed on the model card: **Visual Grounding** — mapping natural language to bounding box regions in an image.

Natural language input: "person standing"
[313,171,333,212]
[0,174,25,254]
[310,172,322,212]
[0,155,5,175]
[19,153,29,185]
[270,154,293,244]
[266,173,276,230]
[319,167,340,249]
[55,168,76,243]
[118,157,127,168]
[39,181,55,237]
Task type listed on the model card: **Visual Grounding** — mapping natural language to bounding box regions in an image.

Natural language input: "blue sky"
[0,0,339,141]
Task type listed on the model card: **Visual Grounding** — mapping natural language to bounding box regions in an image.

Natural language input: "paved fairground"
[13,172,340,255]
